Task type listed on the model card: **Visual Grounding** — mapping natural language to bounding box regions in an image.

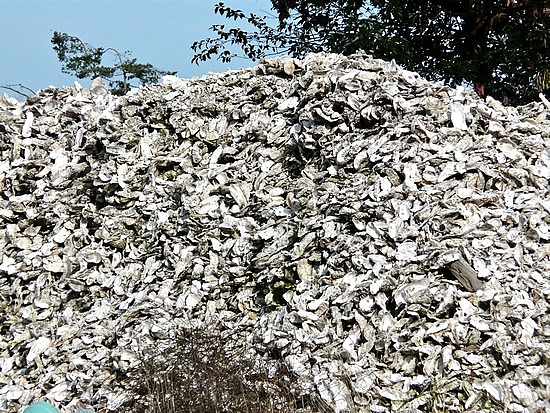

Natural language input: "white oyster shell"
[1,52,549,413]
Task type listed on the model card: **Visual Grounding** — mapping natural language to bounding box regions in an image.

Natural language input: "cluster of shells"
[1,53,549,413]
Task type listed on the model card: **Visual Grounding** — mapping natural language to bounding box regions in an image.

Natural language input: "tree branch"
[0,84,36,99]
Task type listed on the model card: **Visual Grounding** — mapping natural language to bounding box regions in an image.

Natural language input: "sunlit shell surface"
[1,54,549,413]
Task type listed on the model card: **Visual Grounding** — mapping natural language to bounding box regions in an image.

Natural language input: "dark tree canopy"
[192,1,550,105]
[51,32,175,95]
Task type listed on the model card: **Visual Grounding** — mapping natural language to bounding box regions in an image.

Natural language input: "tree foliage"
[51,31,175,95]
[193,1,550,105]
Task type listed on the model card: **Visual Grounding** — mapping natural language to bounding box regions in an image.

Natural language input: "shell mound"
[1,53,549,413]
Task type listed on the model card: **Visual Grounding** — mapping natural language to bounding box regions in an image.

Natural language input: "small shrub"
[119,328,322,413]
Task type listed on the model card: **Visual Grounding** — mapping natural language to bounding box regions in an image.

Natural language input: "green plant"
[51,32,175,95]
[194,1,550,105]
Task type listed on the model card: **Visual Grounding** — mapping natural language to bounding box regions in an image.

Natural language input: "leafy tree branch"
[51,31,175,95]
[193,1,550,105]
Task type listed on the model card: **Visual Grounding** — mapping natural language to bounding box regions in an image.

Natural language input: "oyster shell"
[1,54,549,412]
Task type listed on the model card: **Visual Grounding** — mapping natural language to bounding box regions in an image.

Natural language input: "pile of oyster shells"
[1,53,549,413]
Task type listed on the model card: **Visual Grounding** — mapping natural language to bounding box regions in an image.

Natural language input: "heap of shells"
[1,53,549,413]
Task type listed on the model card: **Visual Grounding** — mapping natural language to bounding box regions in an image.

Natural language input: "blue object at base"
[23,402,94,413]
[23,401,60,413]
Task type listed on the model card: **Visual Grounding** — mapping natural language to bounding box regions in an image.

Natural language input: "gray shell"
[1,53,549,412]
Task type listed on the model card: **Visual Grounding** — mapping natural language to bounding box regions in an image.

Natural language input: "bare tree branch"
[0,84,36,99]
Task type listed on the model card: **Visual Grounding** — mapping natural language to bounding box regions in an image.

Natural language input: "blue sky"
[1,0,275,99]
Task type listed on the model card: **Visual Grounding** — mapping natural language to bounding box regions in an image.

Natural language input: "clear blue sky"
[0,0,275,99]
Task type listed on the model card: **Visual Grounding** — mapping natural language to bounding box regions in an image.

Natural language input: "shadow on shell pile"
[1,53,549,413]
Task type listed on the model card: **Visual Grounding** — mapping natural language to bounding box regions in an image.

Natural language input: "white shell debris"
[1,53,549,412]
